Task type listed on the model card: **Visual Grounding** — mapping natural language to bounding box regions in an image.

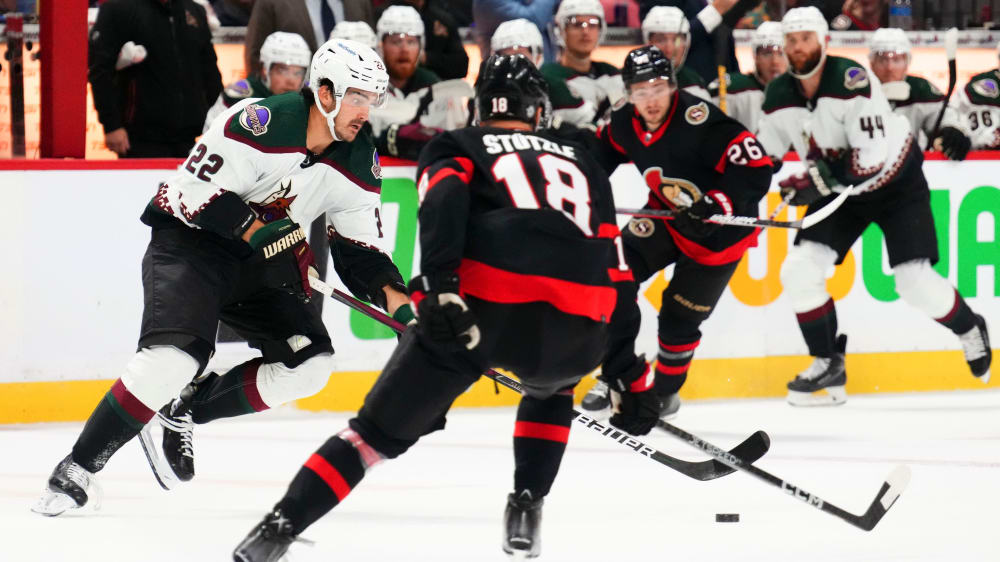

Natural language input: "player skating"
[232,54,654,561]
[33,39,414,515]
[756,7,991,406]
[580,46,771,418]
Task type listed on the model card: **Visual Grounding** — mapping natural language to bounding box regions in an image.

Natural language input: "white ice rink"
[4,389,999,562]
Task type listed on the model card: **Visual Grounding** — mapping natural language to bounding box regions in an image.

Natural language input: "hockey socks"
[189,359,268,424]
[513,390,573,498]
[277,430,376,533]
[934,289,977,335]
[796,298,839,357]
[72,379,156,472]
[654,338,699,396]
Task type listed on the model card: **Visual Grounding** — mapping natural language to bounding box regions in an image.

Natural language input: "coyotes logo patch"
[643,167,702,209]
[972,78,1000,99]
[844,67,869,90]
[372,150,383,180]
[248,180,297,223]
[240,103,271,136]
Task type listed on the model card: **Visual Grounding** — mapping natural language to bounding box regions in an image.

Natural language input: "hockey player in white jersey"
[708,21,785,132]
[757,7,991,406]
[541,0,625,128]
[491,18,545,67]
[954,40,1000,150]
[33,39,415,516]
[329,20,377,49]
[642,6,711,101]
[203,32,311,132]
[868,28,970,160]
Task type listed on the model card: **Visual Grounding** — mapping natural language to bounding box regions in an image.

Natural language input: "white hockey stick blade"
[879,465,911,510]
[945,28,958,61]
[800,184,855,229]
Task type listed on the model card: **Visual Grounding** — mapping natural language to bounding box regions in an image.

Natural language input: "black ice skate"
[960,314,992,383]
[503,490,543,560]
[787,335,848,407]
[138,383,197,490]
[233,507,311,562]
[31,454,102,517]
[658,392,681,419]
[581,378,610,412]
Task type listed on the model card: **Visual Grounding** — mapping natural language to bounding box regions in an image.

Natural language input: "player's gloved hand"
[248,218,317,303]
[607,358,660,436]
[778,161,834,206]
[933,126,971,161]
[670,191,732,238]
[387,123,444,160]
[409,273,481,351]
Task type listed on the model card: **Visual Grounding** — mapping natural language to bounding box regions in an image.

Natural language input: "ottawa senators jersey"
[595,90,773,265]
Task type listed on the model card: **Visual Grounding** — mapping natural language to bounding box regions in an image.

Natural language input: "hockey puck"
[715,513,739,523]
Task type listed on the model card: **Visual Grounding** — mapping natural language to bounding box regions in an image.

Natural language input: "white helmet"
[782,7,829,79]
[260,32,312,89]
[641,6,690,67]
[310,39,389,140]
[751,21,784,51]
[376,5,425,52]
[554,0,606,46]
[330,21,378,50]
[491,18,544,66]
[869,27,911,61]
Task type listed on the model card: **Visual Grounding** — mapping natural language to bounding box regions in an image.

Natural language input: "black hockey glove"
[778,161,835,206]
[933,126,971,161]
[607,358,660,436]
[670,191,732,238]
[248,218,317,303]
[409,273,480,351]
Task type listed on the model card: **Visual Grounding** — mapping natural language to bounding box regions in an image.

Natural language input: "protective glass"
[343,87,387,109]
[567,16,601,29]
[629,79,674,103]
[270,63,307,80]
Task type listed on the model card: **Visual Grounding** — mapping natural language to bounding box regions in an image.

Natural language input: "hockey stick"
[618,184,854,230]
[930,27,959,140]
[714,25,729,114]
[308,276,771,481]
[656,421,910,531]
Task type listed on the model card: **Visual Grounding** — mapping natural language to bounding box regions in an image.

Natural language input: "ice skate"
[502,490,543,559]
[787,336,847,406]
[960,314,992,383]
[658,391,681,419]
[31,454,102,517]
[233,507,311,562]
[139,385,196,490]
[581,378,610,413]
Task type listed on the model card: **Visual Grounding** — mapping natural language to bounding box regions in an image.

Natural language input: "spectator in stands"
[642,6,711,100]
[473,0,559,63]
[244,0,374,75]
[831,0,885,30]
[491,18,545,67]
[329,20,378,47]
[212,0,254,26]
[203,32,311,132]
[375,0,469,80]
[708,20,785,132]
[88,0,222,157]
[541,0,625,128]
[371,5,473,159]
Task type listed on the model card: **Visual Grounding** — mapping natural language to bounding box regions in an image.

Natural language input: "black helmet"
[622,45,676,88]
[474,54,552,129]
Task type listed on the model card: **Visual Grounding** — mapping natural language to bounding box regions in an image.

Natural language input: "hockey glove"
[248,218,317,303]
[607,358,660,436]
[778,161,835,206]
[933,126,971,161]
[670,191,732,238]
[386,123,444,160]
[409,273,481,351]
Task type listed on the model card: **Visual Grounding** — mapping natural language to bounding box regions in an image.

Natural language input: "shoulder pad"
[224,79,253,100]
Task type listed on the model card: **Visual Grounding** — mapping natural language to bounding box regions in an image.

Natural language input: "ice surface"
[4,390,999,561]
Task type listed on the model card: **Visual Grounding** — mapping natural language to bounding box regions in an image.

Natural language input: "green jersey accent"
[903,75,945,104]
[224,91,308,150]
[708,72,763,97]
[677,65,708,91]
[962,69,1000,107]
[541,61,621,110]
[763,56,871,114]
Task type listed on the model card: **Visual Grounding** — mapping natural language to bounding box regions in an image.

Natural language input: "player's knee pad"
[121,346,201,412]
[893,259,956,319]
[254,353,334,408]
[780,241,838,312]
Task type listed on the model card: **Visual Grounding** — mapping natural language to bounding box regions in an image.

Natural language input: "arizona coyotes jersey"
[757,56,916,194]
[146,91,388,256]
[596,90,772,265]
[677,65,711,102]
[955,69,1000,149]
[541,61,626,127]
[203,75,272,133]
[882,74,964,149]
[709,71,766,132]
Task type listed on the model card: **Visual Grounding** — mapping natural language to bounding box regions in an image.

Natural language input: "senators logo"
[642,167,702,209]
[248,180,297,223]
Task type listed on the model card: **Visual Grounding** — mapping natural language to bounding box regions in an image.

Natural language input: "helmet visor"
[343,87,387,109]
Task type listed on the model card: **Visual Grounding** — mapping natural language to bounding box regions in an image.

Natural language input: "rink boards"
[0,155,997,422]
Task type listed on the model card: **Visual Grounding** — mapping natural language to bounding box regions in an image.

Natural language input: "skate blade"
[137,420,180,491]
[977,370,991,384]
[787,386,847,407]
[31,489,79,517]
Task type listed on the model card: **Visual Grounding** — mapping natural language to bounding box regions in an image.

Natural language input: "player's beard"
[389,58,417,84]
[789,48,823,77]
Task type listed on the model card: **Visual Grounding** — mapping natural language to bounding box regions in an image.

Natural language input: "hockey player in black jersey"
[232,54,652,561]
[581,45,772,417]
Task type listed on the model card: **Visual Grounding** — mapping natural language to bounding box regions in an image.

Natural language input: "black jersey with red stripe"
[415,126,632,384]
[596,90,773,265]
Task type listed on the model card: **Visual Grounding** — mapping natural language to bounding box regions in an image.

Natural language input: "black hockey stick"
[308,277,771,481]
[656,421,910,531]
[930,28,959,140]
